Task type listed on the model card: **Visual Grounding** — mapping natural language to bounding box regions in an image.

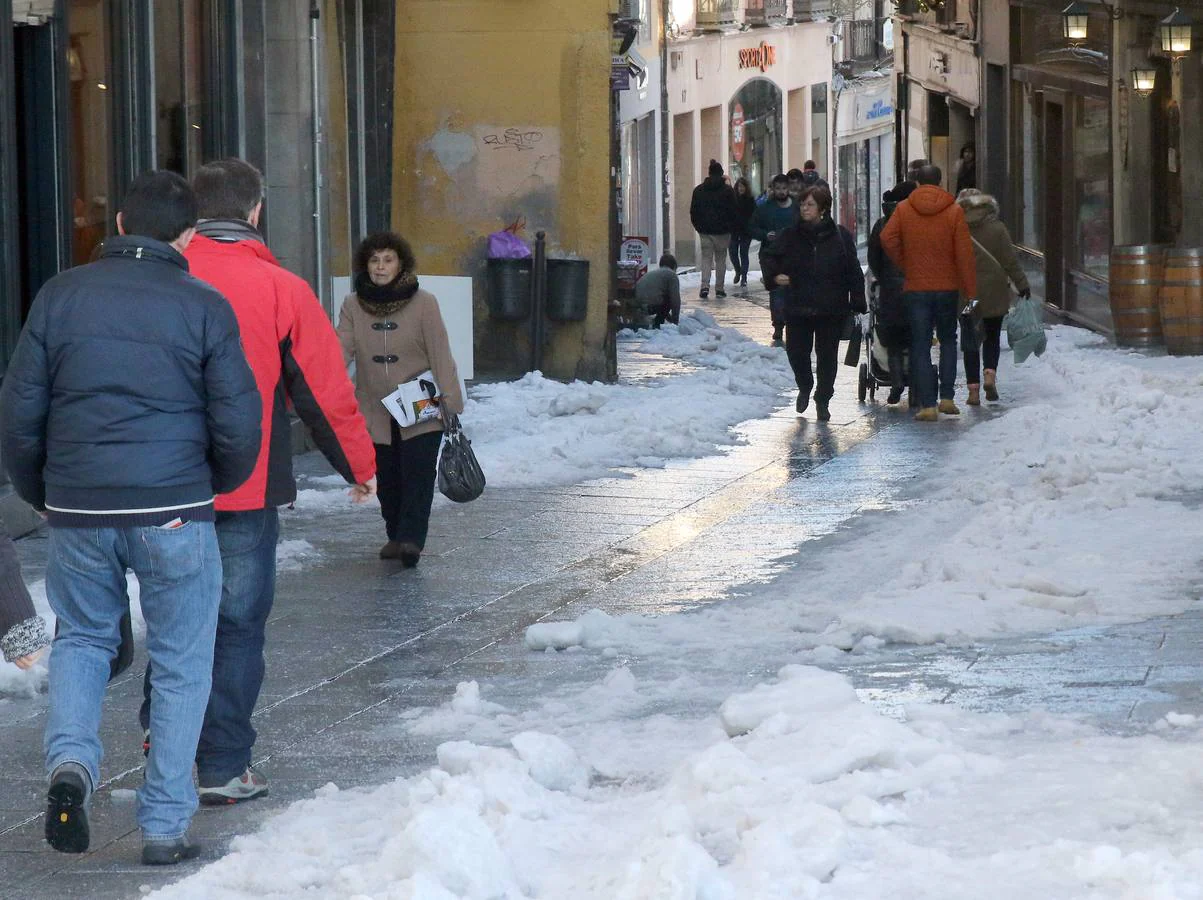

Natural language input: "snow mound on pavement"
[466,311,795,487]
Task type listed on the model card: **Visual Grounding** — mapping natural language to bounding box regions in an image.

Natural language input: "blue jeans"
[45,523,221,840]
[905,290,960,407]
[139,508,278,786]
[728,235,751,281]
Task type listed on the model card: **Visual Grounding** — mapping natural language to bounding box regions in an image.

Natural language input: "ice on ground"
[275,539,318,573]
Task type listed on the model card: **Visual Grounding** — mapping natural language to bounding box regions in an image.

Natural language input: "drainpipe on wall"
[309,0,328,316]
[660,0,671,257]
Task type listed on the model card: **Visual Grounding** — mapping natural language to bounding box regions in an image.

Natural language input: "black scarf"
[355,269,419,317]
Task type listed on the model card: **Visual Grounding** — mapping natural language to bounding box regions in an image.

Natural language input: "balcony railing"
[839,19,877,61]
[696,0,741,30]
[745,0,790,26]
[792,0,834,22]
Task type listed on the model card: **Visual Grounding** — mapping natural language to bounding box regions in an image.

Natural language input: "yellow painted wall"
[393,0,615,382]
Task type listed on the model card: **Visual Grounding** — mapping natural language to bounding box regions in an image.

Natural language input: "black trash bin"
[486,258,533,321]
[546,259,589,322]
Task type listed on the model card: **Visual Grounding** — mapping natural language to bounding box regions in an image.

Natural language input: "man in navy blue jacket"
[0,170,260,865]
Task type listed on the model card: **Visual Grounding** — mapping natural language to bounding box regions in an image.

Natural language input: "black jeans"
[728,235,751,281]
[785,314,845,405]
[376,423,443,548]
[962,315,1005,384]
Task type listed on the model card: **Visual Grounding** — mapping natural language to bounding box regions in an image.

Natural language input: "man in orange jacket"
[139,159,377,805]
[880,164,978,420]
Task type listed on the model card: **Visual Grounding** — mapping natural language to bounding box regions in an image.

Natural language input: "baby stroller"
[857,279,910,403]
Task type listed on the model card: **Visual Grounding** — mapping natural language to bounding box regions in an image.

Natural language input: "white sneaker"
[198,767,268,806]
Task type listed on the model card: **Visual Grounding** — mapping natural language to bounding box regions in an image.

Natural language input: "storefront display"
[728,79,782,195]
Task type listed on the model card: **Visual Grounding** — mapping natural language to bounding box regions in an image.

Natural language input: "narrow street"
[1,290,1202,898]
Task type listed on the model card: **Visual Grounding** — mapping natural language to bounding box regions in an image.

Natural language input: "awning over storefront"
[835,77,895,143]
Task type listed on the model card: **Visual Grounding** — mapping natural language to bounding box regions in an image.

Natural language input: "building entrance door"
[1042,94,1065,310]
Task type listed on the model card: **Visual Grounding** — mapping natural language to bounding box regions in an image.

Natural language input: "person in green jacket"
[747,174,799,343]
[956,189,1031,404]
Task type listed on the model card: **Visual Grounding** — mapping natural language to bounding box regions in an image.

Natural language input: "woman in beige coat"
[957,190,1031,404]
[338,233,464,566]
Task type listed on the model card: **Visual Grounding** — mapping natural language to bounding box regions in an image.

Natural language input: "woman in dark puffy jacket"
[868,181,916,405]
[761,184,866,422]
[728,177,757,288]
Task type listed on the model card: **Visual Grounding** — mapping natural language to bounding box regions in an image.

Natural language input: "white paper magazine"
[382,370,441,428]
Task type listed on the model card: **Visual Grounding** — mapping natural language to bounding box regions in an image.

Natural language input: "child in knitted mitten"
[0,527,48,670]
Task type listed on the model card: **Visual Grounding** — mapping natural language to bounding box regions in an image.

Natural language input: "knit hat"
[708,159,724,178]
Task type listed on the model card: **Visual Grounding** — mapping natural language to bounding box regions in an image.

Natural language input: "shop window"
[68,1,111,266]
[154,0,207,176]
[1072,96,1109,280]
[1013,81,1043,251]
[729,79,782,197]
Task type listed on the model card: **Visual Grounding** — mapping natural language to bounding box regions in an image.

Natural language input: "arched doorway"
[729,78,782,197]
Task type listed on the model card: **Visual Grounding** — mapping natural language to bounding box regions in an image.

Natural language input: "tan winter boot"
[938,399,961,415]
[967,385,981,406]
[984,369,999,402]
[914,407,939,422]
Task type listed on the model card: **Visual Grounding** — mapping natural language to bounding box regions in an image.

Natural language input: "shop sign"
[731,103,746,163]
[738,42,777,73]
[611,55,631,92]
[620,236,651,286]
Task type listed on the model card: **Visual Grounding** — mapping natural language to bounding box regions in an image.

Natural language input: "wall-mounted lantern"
[1159,8,1193,56]
[1062,1,1091,41]
[1130,68,1157,96]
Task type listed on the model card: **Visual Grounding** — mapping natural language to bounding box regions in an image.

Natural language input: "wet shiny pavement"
[0,289,1199,898]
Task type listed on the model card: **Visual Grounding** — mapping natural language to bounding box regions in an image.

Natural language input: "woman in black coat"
[728,177,757,288]
[761,184,866,422]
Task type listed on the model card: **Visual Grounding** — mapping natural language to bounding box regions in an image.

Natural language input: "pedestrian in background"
[762,184,865,422]
[880,164,978,421]
[1,170,261,865]
[868,181,916,406]
[0,526,47,670]
[137,158,378,808]
[690,160,736,299]
[729,177,756,289]
[955,143,977,195]
[339,233,464,568]
[786,167,806,203]
[748,173,798,344]
[635,253,682,328]
[801,159,829,189]
[907,158,930,184]
[956,189,1030,404]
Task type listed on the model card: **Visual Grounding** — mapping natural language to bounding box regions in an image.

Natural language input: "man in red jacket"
[139,158,377,804]
[880,164,978,421]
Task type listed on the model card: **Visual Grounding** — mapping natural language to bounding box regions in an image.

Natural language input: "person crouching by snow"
[868,182,917,406]
[338,233,464,567]
[956,189,1030,404]
[761,184,866,423]
[635,254,682,328]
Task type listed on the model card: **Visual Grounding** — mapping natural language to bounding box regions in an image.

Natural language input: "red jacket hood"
[907,185,957,217]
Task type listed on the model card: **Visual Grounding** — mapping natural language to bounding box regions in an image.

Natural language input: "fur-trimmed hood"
[958,191,1000,227]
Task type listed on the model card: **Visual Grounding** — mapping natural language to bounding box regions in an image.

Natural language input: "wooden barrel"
[1159,248,1203,356]
[1109,245,1165,347]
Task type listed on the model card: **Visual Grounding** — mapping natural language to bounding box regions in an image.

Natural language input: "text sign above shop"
[738,42,777,72]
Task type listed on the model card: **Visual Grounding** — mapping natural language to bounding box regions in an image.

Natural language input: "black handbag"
[437,413,486,503]
[843,314,863,367]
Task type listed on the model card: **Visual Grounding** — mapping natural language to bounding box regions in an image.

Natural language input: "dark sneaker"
[816,402,831,422]
[715,289,727,298]
[886,387,903,405]
[699,287,710,299]
[771,326,783,343]
[142,836,202,866]
[795,392,808,414]
[45,764,90,854]
[198,767,268,806]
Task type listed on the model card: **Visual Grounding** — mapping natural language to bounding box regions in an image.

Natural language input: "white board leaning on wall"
[332,275,474,398]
